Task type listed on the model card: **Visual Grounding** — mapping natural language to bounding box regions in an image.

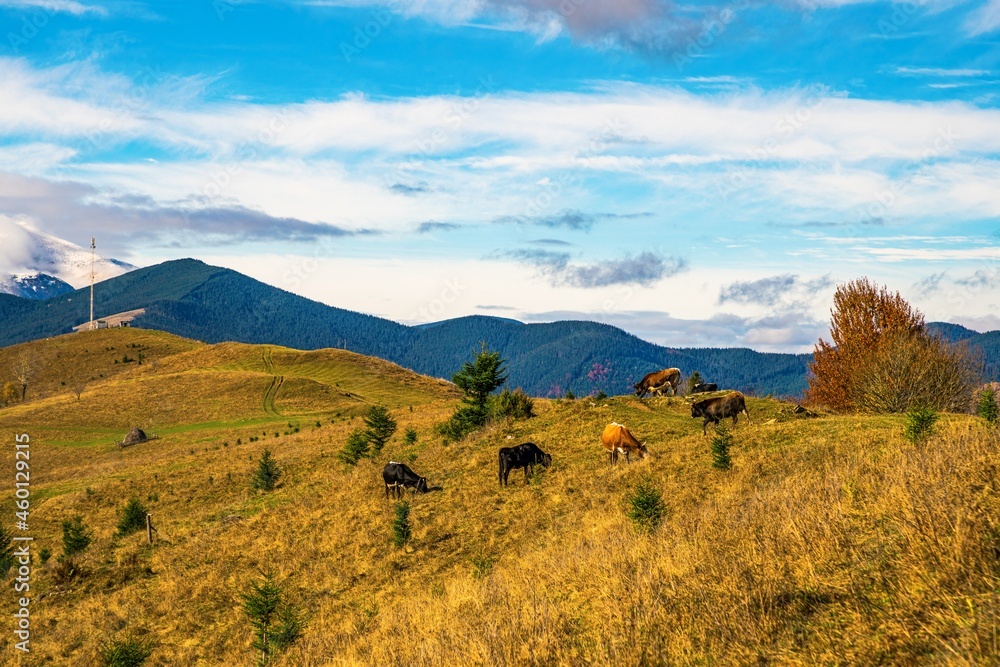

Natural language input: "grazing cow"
[634,368,681,398]
[691,382,718,394]
[498,442,552,486]
[601,422,648,465]
[382,461,428,499]
[691,391,752,435]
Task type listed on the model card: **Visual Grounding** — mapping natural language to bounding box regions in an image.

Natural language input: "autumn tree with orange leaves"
[807,278,979,413]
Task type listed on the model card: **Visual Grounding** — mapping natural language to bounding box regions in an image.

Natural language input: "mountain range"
[0,258,996,397]
[0,221,135,299]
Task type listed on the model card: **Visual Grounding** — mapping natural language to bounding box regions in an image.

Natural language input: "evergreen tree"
[441,343,507,440]
[710,427,733,470]
[339,429,371,465]
[251,449,282,491]
[364,406,397,456]
[978,388,998,424]
[62,514,92,556]
[117,498,148,537]
[392,501,412,547]
[240,569,305,666]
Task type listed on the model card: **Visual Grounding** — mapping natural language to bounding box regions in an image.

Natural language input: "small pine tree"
[978,388,998,424]
[686,370,703,395]
[904,405,939,443]
[440,343,507,441]
[392,501,412,547]
[0,524,14,577]
[251,449,282,491]
[99,631,154,667]
[564,389,575,400]
[117,499,148,537]
[710,427,733,470]
[625,479,666,533]
[403,428,418,445]
[364,406,397,456]
[339,428,371,465]
[62,514,92,556]
[240,569,306,666]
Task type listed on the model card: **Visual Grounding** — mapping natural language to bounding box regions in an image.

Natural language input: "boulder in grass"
[120,427,148,448]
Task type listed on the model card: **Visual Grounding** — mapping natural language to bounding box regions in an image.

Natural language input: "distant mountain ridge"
[0,272,74,300]
[0,221,136,292]
[0,258,995,397]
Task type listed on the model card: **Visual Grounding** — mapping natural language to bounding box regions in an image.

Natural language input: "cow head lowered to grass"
[382,461,428,499]
[498,442,552,486]
[601,422,648,465]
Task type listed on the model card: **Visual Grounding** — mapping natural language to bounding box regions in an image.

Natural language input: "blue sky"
[0,0,998,351]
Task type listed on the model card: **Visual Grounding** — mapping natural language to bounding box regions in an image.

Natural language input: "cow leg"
[524,466,531,484]
[625,449,631,464]
[703,418,709,436]
[732,415,739,429]
[743,407,753,424]
[385,484,389,500]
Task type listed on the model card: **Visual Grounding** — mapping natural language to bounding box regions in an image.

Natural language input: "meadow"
[0,328,998,665]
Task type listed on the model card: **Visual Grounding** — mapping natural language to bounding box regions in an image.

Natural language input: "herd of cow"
[381,367,752,498]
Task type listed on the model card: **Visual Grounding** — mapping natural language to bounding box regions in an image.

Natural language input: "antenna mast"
[90,238,95,331]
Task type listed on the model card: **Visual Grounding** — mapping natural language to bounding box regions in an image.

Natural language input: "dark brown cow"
[601,422,648,465]
[634,368,681,398]
[691,391,752,435]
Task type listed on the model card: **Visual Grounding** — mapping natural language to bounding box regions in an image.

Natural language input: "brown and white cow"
[601,422,648,465]
[634,368,681,398]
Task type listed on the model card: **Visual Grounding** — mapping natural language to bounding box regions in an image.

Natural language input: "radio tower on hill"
[90,238,95,331]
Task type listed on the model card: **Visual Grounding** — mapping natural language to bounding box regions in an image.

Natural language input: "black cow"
[691,391,752,435]
[691,382,718,394]
[498,442,552,486]
[382,461,428,499]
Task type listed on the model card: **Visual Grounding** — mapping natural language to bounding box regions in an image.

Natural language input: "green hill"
[1,328,998,665]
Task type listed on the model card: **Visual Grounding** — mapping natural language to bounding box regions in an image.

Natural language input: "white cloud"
[894,66,991,76]
[965,0,1000,35]
[0,0,104,14]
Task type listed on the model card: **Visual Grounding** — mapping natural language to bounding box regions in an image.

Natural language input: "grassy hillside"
[1,329,999,665]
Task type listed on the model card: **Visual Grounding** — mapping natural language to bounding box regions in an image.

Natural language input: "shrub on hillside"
[364,406,396,457]
[116,498,148,537]
[978,388,998,424]
[99,631,153,667]
[710,427,733,470]
[904,405,939,444]
[0,525,14,578]
[62,514,92,556]
[393,501,412,548]
[339,429,371,465]
[490,388,534,421]
[404,428,418,445]
[807,278,978,413]
[625,479,666,533]
[251,448,282,491]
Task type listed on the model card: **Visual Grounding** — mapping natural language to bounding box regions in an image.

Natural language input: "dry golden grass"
[1,329,999,665]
